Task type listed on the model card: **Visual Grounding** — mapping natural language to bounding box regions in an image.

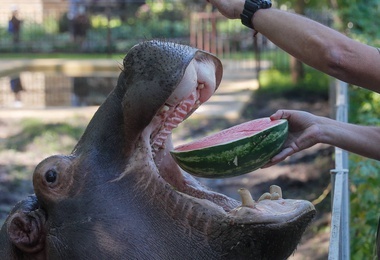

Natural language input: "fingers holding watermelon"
[264,109,324,167]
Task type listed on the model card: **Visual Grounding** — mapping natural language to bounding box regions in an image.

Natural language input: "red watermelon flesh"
[175,118,281,151]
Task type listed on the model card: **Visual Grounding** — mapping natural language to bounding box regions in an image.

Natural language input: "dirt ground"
[0,86,333,258]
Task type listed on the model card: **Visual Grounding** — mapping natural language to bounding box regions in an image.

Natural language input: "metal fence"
[0,1,260,56]
[1,1,149,53]
[0,1,282,74]
[329,80,350,260]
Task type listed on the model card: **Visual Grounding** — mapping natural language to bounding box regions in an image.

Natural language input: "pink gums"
[151,91,198,156]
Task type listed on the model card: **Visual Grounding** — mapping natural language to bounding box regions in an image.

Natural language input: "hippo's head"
[0,40,315,259]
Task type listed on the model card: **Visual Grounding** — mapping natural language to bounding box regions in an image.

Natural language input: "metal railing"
[329,80,350,260]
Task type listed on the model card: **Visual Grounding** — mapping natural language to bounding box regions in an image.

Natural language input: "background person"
[72,5,90,49]
[10,76,24,107]
[8,6,22,44]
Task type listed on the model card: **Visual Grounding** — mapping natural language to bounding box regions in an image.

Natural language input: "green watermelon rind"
[170,119,288,178]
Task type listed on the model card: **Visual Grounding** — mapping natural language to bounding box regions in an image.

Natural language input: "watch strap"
[240,0,272,30]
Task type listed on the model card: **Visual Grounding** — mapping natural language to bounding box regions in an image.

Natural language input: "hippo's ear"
[7,211,46,253]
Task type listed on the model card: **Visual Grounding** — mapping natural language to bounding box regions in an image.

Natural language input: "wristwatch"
[240,0,272,30]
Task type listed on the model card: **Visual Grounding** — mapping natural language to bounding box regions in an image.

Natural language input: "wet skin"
[0,40,315,259]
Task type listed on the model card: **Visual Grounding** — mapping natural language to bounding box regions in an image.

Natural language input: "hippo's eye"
[45,169,58,183]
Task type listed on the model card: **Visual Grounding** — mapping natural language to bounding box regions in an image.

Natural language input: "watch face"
[261,0,272,8]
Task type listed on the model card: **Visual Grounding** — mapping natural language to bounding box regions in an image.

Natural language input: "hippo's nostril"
[44,170,57,183]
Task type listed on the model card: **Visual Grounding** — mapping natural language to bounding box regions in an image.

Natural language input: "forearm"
[252,9,380,92]
[210,0,380,90]
[253,9,344,71]
[318,116,380,160]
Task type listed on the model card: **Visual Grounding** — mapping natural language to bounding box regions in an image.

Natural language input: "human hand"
[206,0,245,19]
[263,110,323,167]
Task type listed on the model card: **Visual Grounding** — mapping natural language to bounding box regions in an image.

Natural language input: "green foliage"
[122,1,189,39]
[269,51,291,71]
[112,19,188,40]
[348,86,380,258]
[349,86,380,124]
[91,15,122,29]
[21,17,60,40]
[338,0,380,45]
[349,156,380,259]
[77,2,190,52]
[258,68,329,97]
[21,22,46,40]
[142,1,187,21]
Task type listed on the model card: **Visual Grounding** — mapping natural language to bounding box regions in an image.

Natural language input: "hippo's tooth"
[160,105,170,113]
[170,116,183,125]
[238,188,255,208]
[269,185,282,199]
[270,192,281,200]
[152,141,162,148]
[198,83,205,89]
[154,137,165,144]
[258,192,272,202]
[176,106,187,117]
[182,100,194,112]
[161,129,171,135]
[165,121,179,130]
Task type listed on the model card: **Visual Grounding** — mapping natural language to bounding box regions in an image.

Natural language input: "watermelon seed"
[233,156,238,166]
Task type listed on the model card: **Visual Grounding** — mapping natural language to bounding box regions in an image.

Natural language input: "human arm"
[207,0,380,93]
[264,110,380,167]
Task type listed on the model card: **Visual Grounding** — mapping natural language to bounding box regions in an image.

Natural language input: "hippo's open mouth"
[142,53,315,224]
[1,41,315,259]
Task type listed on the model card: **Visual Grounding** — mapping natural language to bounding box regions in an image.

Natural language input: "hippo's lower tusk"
[238,188,255,208]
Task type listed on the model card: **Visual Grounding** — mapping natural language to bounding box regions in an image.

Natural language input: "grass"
[0,116,88,226]
[3,118,85,154]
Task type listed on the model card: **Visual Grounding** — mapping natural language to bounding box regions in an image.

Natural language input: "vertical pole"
[190,13,196,47]
[106,6,112,57]
[253,35,261,88]
[197,14,203,50]
[211,13,217,54]
[329,80,350,260]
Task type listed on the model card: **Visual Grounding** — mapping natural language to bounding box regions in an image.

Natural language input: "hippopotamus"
[0,40,315,259]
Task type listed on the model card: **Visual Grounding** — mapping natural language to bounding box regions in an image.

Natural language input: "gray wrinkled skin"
[0,40,315,260]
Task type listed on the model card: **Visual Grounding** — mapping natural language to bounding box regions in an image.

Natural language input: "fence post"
[329,80,350,260]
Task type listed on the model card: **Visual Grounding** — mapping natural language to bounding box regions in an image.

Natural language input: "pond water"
[0,71,119,108]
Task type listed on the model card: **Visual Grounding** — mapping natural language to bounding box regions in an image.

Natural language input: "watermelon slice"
[170,118,288,178]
